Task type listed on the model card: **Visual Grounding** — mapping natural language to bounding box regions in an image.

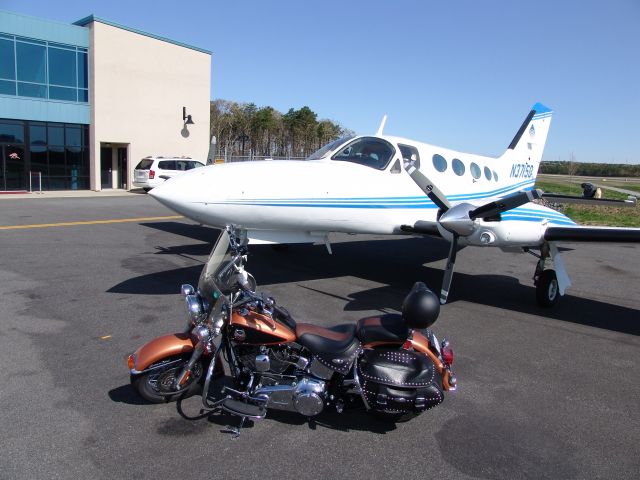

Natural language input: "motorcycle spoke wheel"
[132,358,204,404]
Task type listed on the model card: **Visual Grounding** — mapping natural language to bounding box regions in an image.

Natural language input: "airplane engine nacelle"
[464,220,546,248]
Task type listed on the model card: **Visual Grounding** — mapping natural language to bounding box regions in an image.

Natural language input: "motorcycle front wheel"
[131,355,206,404]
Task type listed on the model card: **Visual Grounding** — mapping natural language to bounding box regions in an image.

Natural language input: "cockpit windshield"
[331,137,396,170]
[306,136,355,160]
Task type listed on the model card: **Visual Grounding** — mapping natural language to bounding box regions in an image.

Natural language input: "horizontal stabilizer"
[544,226,640,243]
[542,193,637,207]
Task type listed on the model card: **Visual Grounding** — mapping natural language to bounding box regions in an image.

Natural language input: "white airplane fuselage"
[147,104,640,307]
[150,132,574,249]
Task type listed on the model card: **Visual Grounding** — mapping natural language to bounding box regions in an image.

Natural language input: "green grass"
[535,180,583,196]
[534,180,640,227]
[601,182,640,192]
[535,180,631,200]
[562,205,640,227]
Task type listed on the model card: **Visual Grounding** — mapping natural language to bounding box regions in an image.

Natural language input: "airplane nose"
[148,177,179,209]
[148,168,209,217]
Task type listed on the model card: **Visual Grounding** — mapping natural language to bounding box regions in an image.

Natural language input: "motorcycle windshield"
[197,230,234,305]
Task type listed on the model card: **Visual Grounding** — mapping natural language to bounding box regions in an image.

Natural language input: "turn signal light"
[441,341,454,366]
[178,370,191,386]
[127,354,135,370]
[149,169,155,179]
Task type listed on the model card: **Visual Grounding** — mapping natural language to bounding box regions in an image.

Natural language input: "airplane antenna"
[376,115,387,136]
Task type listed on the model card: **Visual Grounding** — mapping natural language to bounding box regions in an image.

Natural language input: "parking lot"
[1,195,638,480]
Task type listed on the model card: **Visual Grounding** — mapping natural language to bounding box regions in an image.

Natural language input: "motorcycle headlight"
[185,294,206,327]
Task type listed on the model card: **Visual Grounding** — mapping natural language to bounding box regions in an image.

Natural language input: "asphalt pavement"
[0,195,638,480]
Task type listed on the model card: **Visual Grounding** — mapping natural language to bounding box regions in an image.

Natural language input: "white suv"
[133,156,206,191]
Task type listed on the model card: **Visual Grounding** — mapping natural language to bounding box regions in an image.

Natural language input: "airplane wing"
[544,226,640,242]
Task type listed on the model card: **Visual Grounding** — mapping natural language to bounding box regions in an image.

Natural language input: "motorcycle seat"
[356,314,409,346]
[296,323,361,375]
[296,323,358,355]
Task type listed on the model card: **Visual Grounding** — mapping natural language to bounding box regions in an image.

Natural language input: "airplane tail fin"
[501,103,553,184]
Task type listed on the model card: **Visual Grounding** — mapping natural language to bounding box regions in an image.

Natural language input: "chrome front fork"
[175,326,210,390]
[202,339,225,408]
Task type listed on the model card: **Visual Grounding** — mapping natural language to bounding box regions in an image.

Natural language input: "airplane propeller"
[404,161,542,304]
[405,163,451,212]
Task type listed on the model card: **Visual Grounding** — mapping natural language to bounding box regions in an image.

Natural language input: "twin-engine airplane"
[150,103,640,307]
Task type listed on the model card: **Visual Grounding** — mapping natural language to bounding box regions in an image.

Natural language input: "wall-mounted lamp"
[183,106,195,125]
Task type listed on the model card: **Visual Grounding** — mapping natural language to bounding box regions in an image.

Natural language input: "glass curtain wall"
[0,33,88,103]
[0,119,89,190]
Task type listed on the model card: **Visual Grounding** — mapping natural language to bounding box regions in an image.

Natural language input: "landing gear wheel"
[536,269,559,308]
[131,357,205,404]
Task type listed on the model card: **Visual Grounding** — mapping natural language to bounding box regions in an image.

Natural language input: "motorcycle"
[128,226,457,435]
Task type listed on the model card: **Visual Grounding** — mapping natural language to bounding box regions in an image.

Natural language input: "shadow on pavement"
[141,221,219,243]
[115,221,639,335]
[173,397,397,435]
[108,384,153,406]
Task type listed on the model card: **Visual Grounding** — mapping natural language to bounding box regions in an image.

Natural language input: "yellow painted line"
[100,335,112,340]
[0,215,183,231]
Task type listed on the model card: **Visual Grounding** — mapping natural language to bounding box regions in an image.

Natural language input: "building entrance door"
[117,147,128,189]
[100,147,113,189]
[1,144,26,191]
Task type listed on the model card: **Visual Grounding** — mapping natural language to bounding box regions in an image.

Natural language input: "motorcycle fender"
[410,331,455,391]
[130,333,197,373]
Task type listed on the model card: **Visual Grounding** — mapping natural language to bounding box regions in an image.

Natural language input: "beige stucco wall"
[87,21,211,190]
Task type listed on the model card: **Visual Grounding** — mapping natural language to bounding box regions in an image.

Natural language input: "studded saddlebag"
[358,349,443,414]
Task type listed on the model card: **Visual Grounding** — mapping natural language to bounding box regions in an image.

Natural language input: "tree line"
[209,100,353,159]
[540,161,640,177]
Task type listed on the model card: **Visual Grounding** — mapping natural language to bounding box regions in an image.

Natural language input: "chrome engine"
[236,345,307,374]
[235,346,327,416]
[292,377,326,416]
[254,376,326,417]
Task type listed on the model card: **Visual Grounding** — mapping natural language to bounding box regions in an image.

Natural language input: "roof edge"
[72,15,212,55]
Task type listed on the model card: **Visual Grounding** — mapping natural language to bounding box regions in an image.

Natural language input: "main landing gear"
[527,242,569,308]
[536,269,559,307]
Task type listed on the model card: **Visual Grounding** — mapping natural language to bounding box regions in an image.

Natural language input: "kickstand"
[222,416,247,439]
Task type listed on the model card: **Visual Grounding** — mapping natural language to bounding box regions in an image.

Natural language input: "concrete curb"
[0,189,147,200]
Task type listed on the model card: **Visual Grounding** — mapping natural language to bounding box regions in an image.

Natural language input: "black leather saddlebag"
[358,349,443,414]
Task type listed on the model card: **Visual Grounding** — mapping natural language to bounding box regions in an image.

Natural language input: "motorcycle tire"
[369,411,419,424]
[131,356,207,404]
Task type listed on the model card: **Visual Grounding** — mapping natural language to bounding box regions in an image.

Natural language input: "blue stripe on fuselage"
[206,179,574,225]
[220,179,536,206]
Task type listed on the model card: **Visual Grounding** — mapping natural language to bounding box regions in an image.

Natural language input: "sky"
[2,0,639,163]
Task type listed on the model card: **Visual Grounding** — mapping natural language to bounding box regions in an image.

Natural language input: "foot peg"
[221,398,266,419]
[221,398,266,438]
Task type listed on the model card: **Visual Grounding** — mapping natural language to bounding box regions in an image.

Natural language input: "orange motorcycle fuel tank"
[230,309,296,345]
[129,332,197,372]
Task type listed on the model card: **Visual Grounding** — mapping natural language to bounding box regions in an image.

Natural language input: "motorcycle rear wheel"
[131,356,206,404]
[369,411,419,423]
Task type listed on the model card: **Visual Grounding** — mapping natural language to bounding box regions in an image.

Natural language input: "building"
[0,10,211,192]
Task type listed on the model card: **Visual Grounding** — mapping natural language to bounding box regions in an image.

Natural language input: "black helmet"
[401,282,440,329]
